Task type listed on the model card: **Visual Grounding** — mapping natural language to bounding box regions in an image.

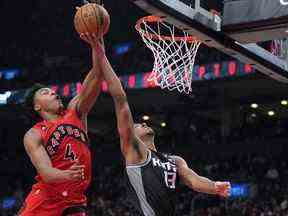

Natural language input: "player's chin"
[59,104,65,112]
[57,100,64,107]
[56,104,64,113]
[147,130,155,136]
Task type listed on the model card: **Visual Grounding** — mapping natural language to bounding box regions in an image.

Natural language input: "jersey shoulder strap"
[32,121,48,141]
[152,150,176,165]
[126,150,152,168]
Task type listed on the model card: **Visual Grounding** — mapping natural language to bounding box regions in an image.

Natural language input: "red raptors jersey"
[32,108,91,204]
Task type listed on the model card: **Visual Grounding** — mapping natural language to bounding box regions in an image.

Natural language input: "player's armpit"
[120,136,148,165]
[115,98,148,164]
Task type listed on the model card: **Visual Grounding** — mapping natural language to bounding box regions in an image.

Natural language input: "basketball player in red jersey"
[18,34,103,216]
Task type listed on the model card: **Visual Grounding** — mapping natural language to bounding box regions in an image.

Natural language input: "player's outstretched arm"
[24,128,85,183]
[174,156,231,197]
[68,33,103,120]
[82,37,148,164]
[101,52,148,164]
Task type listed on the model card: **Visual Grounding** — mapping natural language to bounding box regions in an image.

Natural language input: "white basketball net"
[271,38,288,62]
[136,16,201,94]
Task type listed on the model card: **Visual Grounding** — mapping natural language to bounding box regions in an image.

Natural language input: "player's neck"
[41,112,61,122]
[149,145,157,152]
[143,138,156,151]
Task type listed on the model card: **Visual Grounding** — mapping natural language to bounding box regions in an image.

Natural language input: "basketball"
[74,3,110,38]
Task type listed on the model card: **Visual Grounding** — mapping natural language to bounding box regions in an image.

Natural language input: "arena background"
[0,0,288,215]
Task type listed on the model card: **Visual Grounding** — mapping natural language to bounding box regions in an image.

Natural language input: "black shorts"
[62,205,88,216]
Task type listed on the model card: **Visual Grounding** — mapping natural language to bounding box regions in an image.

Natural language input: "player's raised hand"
[63,161,85,181]
[215,181,231,198]
[80,33,105,57]
[80,33,100,47]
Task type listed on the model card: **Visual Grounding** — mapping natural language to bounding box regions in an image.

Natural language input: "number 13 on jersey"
[164,171,177,189]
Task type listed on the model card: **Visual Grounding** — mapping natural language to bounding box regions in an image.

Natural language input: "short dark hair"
[23,83,47,119]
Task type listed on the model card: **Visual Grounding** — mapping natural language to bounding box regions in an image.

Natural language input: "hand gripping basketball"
[74,3,110,39]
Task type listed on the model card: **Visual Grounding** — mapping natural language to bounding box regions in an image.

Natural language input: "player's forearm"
[81,46,103,93]
[100,55,126,98]
[81,68,103,96]
[81,46,103,91]
[190,175,216,195]
[40,167,70,183]
[91,40,125,98]
[176,156,219,195]
[82,65,102,88]
[74,71,102,115]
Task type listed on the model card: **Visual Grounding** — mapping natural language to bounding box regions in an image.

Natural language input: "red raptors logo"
[46,124,88,157]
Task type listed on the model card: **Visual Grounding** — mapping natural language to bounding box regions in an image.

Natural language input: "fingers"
[68,162,85,180]
[70,169,85,181]
[90,33,98,41]
[80,33,91,44]
[70,164,85,170]
[216,181,231,198]
[85,32,94,42]
[220,187,230,197]
[80,32,100,46]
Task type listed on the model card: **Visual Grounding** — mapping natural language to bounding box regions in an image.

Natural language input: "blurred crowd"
[1,138,288,216]
[0,101,288,216]
[167,112,288,148]
[0,106,288,215]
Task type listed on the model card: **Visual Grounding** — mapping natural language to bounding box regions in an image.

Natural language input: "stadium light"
[281,100,288,106]
[142,115,150,121]
[160,122,166,127]
[0,91,11,105]
[251,113,257,118]
[268,111,275,116]
[250,103,258,109]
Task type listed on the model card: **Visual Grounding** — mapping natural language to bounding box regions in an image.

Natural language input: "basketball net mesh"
[271,38,288,62]
[136,16,201,94]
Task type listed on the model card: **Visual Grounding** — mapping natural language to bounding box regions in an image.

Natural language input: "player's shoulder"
[32,121,48,133]
[23,128,44,151]
[64,108,78,117]
[23,127,42,143]
[168,155,187,166]
[169,155,182,160]
[154,150,172,158]
[67,95,79,110]
[153,151,177,163]
[66,95,83,118]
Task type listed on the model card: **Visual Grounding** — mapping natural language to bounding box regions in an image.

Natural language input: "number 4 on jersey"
[64,144,77,161]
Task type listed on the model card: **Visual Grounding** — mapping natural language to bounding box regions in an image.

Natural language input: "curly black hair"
[23,83,47,120]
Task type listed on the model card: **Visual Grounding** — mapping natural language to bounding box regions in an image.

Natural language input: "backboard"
[223,0,288,43]
[131,0,288,83]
